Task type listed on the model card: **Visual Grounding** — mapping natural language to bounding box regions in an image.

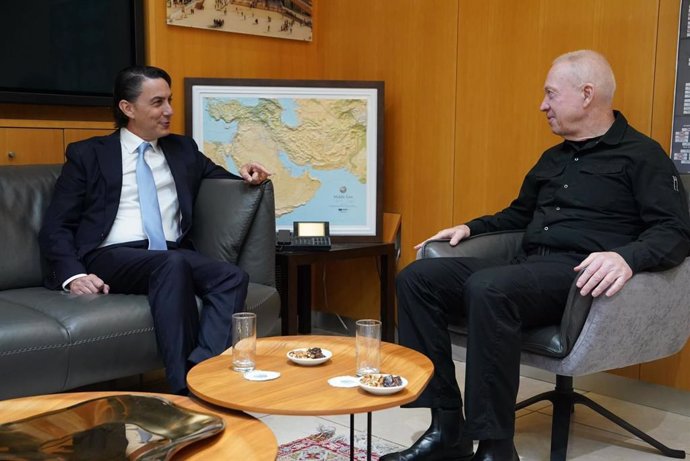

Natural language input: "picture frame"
[166,0,313,42]
[185,78,385,242]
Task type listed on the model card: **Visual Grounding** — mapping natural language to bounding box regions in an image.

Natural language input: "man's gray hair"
[553,50,616,103]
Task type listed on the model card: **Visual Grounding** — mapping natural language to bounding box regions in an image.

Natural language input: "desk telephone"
[276,221,331,251]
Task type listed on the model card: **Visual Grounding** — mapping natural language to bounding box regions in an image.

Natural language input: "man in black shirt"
[381,50,690,461]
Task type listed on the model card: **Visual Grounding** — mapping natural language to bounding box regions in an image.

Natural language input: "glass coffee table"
[187,335,434,461]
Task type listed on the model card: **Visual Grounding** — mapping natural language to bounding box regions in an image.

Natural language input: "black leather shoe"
[470,438,519,461]
[379,408,474,460]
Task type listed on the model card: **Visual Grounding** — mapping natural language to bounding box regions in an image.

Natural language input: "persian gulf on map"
[189,84,381,237]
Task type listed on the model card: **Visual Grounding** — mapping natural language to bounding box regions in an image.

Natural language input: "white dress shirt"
[62,129,182,290]
[102,128,182,247]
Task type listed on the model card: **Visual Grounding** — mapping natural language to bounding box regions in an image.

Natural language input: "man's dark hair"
[113,66,172,128]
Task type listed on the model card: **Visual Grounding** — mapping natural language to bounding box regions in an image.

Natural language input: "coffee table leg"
[350,414,355,461]
[348,413,373,460]
[367,412,372,461]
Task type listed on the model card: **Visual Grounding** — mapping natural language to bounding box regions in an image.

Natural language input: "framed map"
[185,78,385,242]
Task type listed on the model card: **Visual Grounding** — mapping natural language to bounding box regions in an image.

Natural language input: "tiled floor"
[256,360,690,460]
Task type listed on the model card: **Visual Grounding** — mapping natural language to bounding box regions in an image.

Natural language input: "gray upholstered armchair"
[417,176,690,460]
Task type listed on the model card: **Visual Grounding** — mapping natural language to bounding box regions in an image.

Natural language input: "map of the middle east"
[198,94,375,233]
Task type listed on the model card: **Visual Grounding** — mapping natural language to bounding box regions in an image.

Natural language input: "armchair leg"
[515,375,686,460]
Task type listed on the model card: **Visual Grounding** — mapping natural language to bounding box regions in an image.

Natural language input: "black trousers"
[86,244,249,393]
[396,252,584,440]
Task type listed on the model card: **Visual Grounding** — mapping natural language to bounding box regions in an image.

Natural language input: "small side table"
[276,242,396,341]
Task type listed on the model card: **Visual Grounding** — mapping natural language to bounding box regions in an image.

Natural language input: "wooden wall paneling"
[312,0,460,315]
[593,0,659,132]
[640,0,690,391]
[314,1,459,269]
[64,129,116,148]
[0,128,64,165]
[454,0,549,229]
[651,0,682,149]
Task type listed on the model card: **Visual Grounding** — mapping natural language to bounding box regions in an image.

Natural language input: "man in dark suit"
[39,65,270,394]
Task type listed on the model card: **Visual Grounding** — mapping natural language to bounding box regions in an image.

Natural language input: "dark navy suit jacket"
[39,131,240,290]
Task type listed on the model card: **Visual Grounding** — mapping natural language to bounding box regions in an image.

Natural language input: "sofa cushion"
[0,165,61,290]
[0,288,161,390]
[0,297,70,399]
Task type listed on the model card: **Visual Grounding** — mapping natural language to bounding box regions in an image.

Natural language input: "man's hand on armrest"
[414,224,471,250]
[239,161,272,185]
[68,274,110,295]
[574,251,633,298]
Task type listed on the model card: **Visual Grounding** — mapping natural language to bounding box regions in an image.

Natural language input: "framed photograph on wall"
[185,78,385,242]
[166,0,313,42]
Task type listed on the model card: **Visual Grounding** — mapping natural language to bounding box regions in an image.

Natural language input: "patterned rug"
[277,425,404,460]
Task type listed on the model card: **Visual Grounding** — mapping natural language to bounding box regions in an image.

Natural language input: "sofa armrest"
[191,179,276,287]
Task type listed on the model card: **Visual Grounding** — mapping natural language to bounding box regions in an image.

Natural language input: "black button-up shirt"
[466,112,690,273]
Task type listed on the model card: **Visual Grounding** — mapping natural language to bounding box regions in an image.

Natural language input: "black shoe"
[380,408,474,461]
[470,438,519,461]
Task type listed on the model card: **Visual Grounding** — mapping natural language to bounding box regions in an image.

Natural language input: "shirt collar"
[562,110,628,152]
[120,128,160,154]
[598,110,627,146]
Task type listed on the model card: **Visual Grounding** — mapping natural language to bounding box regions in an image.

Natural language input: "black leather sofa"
[0,164,280,400]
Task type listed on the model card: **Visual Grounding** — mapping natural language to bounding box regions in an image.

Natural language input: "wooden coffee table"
[0,391,277,460]
[187,335,434,460]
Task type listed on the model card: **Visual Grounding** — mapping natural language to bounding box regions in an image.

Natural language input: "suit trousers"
[396,252,584,440]
[86,244,249,393]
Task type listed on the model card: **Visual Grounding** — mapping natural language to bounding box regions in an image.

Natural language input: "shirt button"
[544,226,549,231]
[563,184,569,189]
[574,157,579,161]
[556,207,561,211]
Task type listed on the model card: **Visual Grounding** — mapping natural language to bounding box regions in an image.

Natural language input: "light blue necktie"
[136,142,167,250]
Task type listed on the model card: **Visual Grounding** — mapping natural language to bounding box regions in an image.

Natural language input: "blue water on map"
[203,99,239,148]
[276,151,367,227]
[279,99,299,127]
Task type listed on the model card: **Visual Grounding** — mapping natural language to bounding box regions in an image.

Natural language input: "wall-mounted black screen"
[0,0,144,106]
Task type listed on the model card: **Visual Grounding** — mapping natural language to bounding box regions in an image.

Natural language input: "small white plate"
[243,370,281,381]
[358,374,408,395]
[286,348,333,366]
[328,376,360,388]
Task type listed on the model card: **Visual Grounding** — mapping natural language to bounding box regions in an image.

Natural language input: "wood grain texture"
[188,335,433,415]
[63,128,116,147]
[0,391,277,460]
[0,127,64,165]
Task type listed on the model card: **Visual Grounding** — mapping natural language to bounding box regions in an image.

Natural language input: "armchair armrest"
[417,230,590,358]
[557,258,690,374]
[417,230,525,261]
[191,179,276,287]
